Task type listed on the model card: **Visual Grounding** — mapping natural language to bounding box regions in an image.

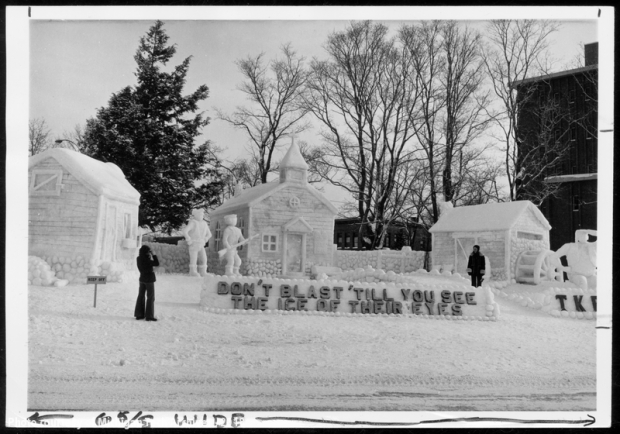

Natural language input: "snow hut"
[429,201,551,281]
[29,148,141,283]
[208,140,338,277]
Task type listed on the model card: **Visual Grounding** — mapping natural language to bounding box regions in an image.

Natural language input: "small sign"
[87,276,107,308]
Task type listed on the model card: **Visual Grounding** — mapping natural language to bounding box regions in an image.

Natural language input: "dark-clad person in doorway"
[467,245,486,288]
[135,244,159,321]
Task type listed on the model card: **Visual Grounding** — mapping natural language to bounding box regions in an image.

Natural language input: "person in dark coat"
[467,245,486,288]
[135,244,159,321]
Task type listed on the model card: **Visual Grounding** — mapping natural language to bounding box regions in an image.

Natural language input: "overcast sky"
[25,8,602,206]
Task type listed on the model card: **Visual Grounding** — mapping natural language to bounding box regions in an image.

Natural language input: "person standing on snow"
[135,244,159,321]
[467,245,485,288]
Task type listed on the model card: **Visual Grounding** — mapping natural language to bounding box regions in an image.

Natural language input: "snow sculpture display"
[552,229,597,290]
[207,139,338,277]
[218,214,257,276]
[182,208,212,277]
[200,271,500,320]
[430,201,551,282]
[28,148,140,284]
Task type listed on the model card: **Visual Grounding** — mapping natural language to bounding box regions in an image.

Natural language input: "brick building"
[333,218,430,251]
[512,42,598,250]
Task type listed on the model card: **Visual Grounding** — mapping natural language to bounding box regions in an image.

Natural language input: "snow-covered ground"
[28,274,595,412]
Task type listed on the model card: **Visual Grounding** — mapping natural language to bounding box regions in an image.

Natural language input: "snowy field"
[28,274,596,412]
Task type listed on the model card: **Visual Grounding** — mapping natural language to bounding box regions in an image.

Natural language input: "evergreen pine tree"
[82,21,223,233]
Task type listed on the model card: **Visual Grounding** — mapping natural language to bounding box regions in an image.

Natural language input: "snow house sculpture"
[29,148,141,283]
[207,140,339,277]
[429,201,551,282]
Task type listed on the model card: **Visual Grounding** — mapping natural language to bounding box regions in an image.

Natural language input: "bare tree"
[482,19,560,200]
[55,123,86,151]
[399,22,445,224]
[217,44,310,184]
[439,21,493,203]
[513,80,581,206]
[29,117,52,156]
[304,21,424,249]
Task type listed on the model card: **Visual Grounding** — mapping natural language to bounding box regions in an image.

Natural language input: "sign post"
[86,276,107,307]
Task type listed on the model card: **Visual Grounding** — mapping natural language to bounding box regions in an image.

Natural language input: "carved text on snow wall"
[217,281,478,316]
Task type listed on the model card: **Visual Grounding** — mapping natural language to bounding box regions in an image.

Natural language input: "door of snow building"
[285,233,303,274]
[100,204,117,261]
[455,237,476,275]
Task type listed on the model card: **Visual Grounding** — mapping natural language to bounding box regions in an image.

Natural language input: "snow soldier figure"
[182,208,211,277]
[467,245,486,288]
[221,214,245,276]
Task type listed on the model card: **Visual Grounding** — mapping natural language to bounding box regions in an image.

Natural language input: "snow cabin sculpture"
[429,201,551,282]
[207,139,338,277]
[29,148,141,283]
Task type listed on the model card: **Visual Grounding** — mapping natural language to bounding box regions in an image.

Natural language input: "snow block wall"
[200,273,499,321]
[27,254,130,284]
[242,258,282,277]
[148,241,191,274]
[334,249,427,273]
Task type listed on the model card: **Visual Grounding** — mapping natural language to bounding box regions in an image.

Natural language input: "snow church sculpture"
[182,208,211,277]
[429,201,551,282]
[29,148,140,283]
[207,140,338,277]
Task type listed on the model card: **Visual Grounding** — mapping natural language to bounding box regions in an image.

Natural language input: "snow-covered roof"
[29,148,140,204]
[211,180,338,216]
[429,201,551,233]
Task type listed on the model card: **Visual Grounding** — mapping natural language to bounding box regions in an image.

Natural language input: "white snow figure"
[182,208,212,277]
[553,229,597,290]
[220,214,246,276]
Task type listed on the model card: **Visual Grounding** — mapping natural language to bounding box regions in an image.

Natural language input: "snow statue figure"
[218,214,255,276]
[182,208,212,277]
[553,229,597,290]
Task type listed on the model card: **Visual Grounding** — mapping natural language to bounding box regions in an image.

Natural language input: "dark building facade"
[513,43,598,251]
[333,218,431,251]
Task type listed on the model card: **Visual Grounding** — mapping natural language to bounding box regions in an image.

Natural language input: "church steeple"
[279,135,308,184]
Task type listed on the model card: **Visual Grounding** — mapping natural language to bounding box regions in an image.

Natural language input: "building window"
[516,231,543,241]
[124,213,132,238]
[569,89,576,103]
[352,235,359,249]
[573,196,580,211]
[337,233,343,249]
[262,234,278,252]
[30,170,63,196]
[345,234,351,249]
[214,221,221,251]
[238,217,245,251]
[289,196,301,208]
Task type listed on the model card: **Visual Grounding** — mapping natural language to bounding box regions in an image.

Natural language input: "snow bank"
[492,281,597,320]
